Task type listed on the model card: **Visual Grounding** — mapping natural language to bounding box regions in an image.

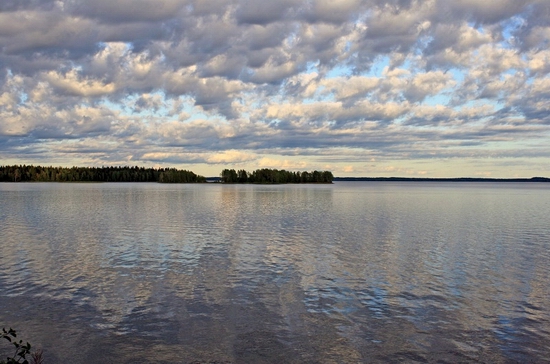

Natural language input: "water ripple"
[0,182,549,363]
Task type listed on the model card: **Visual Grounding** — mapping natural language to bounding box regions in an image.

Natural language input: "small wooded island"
[220,168,334,183]
[0,165,334,184]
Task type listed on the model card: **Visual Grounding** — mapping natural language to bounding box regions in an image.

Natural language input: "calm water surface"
[1,182,549,363]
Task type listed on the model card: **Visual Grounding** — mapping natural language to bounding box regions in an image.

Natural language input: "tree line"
[0,165,206,183]
[220,168,333,183]
[0,165,335,184]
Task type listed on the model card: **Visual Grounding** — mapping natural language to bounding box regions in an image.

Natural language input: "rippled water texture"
[1,182,549,363]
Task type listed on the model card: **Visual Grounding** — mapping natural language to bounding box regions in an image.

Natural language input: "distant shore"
[2,165,547,183]
[0,165,334,184]
[332,177,550,182]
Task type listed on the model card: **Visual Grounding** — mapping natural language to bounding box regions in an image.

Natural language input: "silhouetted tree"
[220,168,333,184]
[0,165,206,183]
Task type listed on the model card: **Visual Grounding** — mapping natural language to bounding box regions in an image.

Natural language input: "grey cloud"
[249,62,303,84]
[177,15,241,59]
[435,0,530,26]
[514,2,550,51]
[424,23,464,55]
[245,48,276,69]
[242,24,289,51]
[304,0,364,24]
[198,52,247,79]
[134,95,164,113]
[0,0,55,12]
[0,9,91,55]
[189,0,230,17]
[68,0,188,23]
[235,0,299,25]
[138,152,207,164]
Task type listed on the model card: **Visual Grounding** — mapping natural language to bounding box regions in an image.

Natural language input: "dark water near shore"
[1,182,549,363]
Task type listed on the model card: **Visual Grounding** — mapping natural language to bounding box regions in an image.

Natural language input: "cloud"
[43,69,117,97]
[206,150,258,164]
[257,157,309,170]
[236,0,299,25]
[0,0,549,177]
[69,0,187,23]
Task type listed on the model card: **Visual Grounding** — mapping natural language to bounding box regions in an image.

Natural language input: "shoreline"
[332,177,550,182]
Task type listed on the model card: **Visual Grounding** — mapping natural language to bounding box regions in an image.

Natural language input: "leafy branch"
[1,328,42,364]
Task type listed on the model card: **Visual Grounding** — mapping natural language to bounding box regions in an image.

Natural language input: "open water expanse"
[1,182,550,363]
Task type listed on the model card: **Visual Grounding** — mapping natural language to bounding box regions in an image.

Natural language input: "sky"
[1,0,549,177]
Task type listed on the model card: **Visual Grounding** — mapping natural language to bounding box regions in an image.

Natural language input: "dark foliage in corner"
[1,327,41,364]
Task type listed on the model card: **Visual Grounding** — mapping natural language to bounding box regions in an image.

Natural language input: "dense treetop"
[220,168,333,184]
[0,165,205,183]
[0,165,334,184]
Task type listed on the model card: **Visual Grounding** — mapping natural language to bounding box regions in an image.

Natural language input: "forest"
[0,165,206,183]
[0,165,334,184]
[220,168,333,183]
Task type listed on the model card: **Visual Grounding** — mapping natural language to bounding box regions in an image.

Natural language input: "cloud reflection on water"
[0,182,549,363]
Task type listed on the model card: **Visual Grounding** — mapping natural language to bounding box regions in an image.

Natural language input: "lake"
[1,182,549,363]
